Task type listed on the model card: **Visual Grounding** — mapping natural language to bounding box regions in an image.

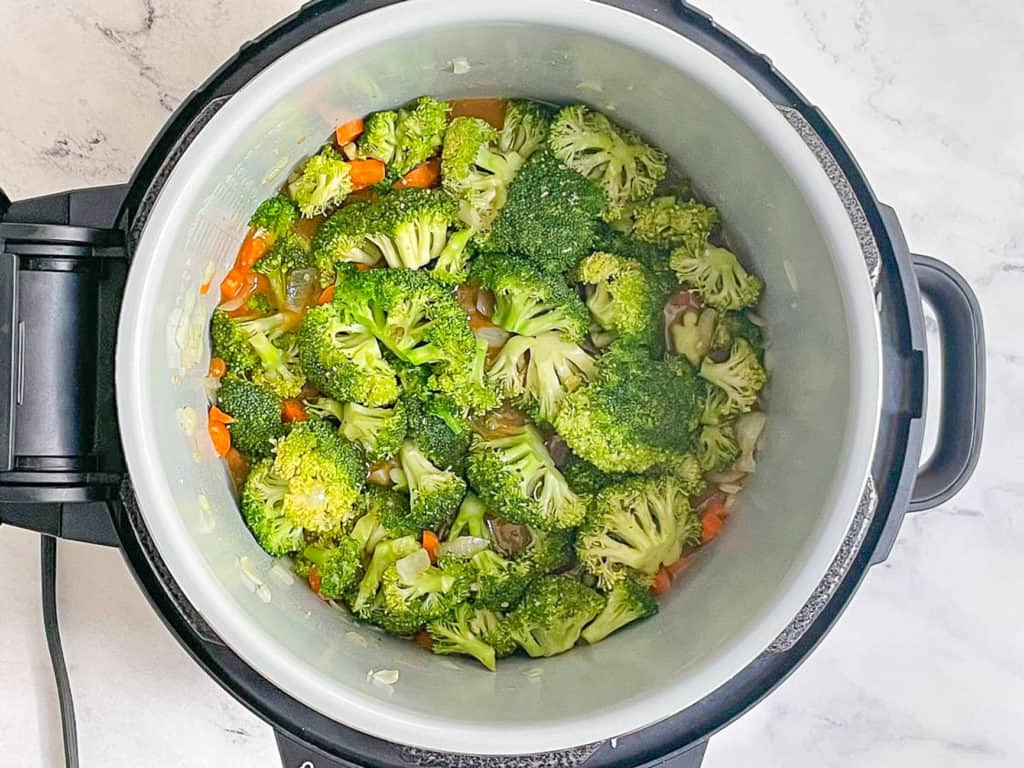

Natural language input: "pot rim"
[115,0,883,754]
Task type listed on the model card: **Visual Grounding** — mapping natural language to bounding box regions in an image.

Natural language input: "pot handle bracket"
[0,185,129,546]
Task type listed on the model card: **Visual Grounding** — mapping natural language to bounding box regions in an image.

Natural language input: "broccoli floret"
[469,549,535,611]
[631,196,720,250]
[562,453,631,496]
[593,221,677,298]
[447,493,488,539]
[711,310,765,359]
[510,526,576,574]
[699,338,767,416]
[580,579,658,644]
[576,476,701,589]
[505,575,605,657]
[696,421,740,472]
[373,188,458,270]
[670,307,718,367]
[297,302,400,406]
[470,251,589,341]
[351,535,422,614]
[427,603,513,671]
[732,410,767,473]
[398,441,466,530]
[392,96,450,176]
[252,233,311,309]
[656,452,706,497]
[334,268,476,368]
[442,116,524,230]
[403,390,472,473]
[548,105,667,221]
[467,424,585,531]
[288,145,353,217]
[485,151,605,274]
[381,555,472,627]
[486,332,595,423]
[303,396,346,422]
[211,310,305,398]
[240,458,304,555]
[358,110,398,164]
[430,228,475,286]
[364,486,419,537]
[498,100,551,160]
[339,400,407,460]
[210,308,259,375]
[428,337,501,415]
[671,243,763,312]
[577,252,659,345]
[302,539,363,598]
[250,195,299,238]
[311,202,381,284]
[244,293,276,316]
[216,376,283,457]
[554,344,704,473]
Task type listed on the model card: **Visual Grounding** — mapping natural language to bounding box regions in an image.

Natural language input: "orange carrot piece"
[422,530,440,563]
[650,567,672,596]
[349,158,386,190]
[335,118,365,145]
[413,630,433,651]
[701,507,726,543]
[236,234,269,270]
[307,565,322,595]
[208,420,231,456]
[394,159,441,190]
[225,447,249,490]
[208,357,227,378]
[282,398,308,423]
[317,285,336,305]
[209,405,235,424]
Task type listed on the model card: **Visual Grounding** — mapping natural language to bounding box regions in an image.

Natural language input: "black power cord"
[40,535,80,768]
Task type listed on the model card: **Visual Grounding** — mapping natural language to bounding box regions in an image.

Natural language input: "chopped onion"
[706,470,746,485]
[474,323,510,349]
[724,493,740,512]
[438,536,490,559]
[284,267,320,312]
[476,288,496,317]
[341,141,359,160]
[746,311,767,327]
[396,549,431,582]
[368,466,393,487]
[370,669,399,686]
[718,482,744,495]
[734,411,768,473]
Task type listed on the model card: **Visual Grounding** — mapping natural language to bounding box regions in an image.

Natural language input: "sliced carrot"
[701,503,726,544]
[349,158,386,190]
[209,405,235,424]
[208,357,227,378]
[225,447,250,490]
[666,556,690,577]
[335,117,365,146]
[317,284,335,305]
[394,159,441,190]
[422,530,440,563]
[208,420,231,456]
[236,234,269,270]
[199,278,212,295]
[355,262,370,271]
[413,630,433,651]
[282,398,308,423]
[650,567,672,596]
[307,565,322,595]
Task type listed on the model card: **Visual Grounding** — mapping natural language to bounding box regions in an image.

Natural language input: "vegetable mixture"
[207,96,769,671]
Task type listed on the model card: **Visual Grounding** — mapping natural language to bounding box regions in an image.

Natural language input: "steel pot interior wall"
[116,0,881,755]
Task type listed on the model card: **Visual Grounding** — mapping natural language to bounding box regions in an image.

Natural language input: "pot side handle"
[908,255,985,511]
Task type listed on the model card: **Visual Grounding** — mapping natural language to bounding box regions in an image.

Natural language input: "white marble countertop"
[2,1,1022,766]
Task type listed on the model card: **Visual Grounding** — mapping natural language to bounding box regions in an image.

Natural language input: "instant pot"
[0,1,985,766]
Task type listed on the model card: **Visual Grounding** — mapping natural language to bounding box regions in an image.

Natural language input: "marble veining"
[1,1,1022,766]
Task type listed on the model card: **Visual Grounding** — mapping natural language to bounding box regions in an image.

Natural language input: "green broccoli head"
[577,251,659,345]
[351,535,422,614]
[428,337,502,415]
[442,116,524,231]
[398,440,467,530]
[696,420,740,472]
[426,602,512,671]
[245,293,276,316]
[670,307,718,367]
[654,452,706,497]
[671,243,763,311]
[403,390,472,473]
[381,554,472,628]
[302,538,363,598]
[486,332,595,423]
[485,151,605,274]
[288,146,353,217]
[240,458,304,556]
[576,476,701,589]
[498,100,552,160]
[561,453,632,496]
[297,302,400,406]
[252,233,311,309]
[510,526,576,574]
[362,486,419,538]
[580,579,658,644]
[505,575,605,657]
[467,424,585,531]
[631,196,720,250]
[711,310,765,359]
[375,188,458,270]
[211,310,306,398]
[250,195,299,239]
[447,492,489,540]
[392,96,450,176]
[311,202,382,285]
[469,548,535,611]
[341,400,407,461]
[430,228,476,286]
[593,220,678,299]
[210,308,259,376]
[548,104,667,221]
[470,251,589,341]
[358,110,398,164]
[216,376,283,457]
[266,419,366,534]
[699,338,767,416]
[553,343,704,473]
[303,396,346,423]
